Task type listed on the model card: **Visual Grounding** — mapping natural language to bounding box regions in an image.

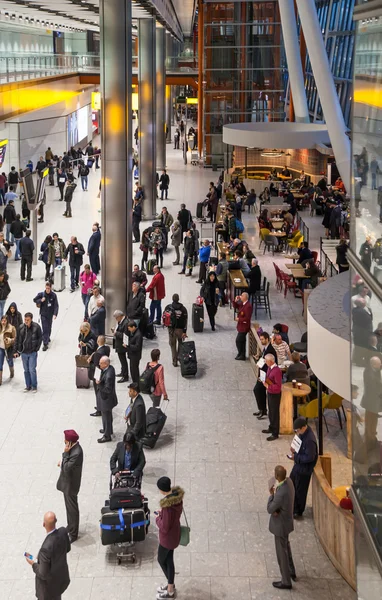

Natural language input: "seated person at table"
[273,323,289,344]
[334,177,346,193]
[260,187,270,203]
[281,166,291,177]
[297,242,313,265]
[242,242,255,264]
[247,258,261,294]
[237,181,247,195]
[300,259,320,291]
[317,176,327,192]
[272,333,292,364]
[233,251,250,276]
[245,189,257,212]
[110,431,146,477]
[286,351,309,384]
[288,198,297,217]
[284,211,294,226]
[259,208,271,229]
[229,238,244,253]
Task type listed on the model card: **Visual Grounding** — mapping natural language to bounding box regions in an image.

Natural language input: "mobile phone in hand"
[24,552,33,560]
[286,454,293,460]
[154,511,159,515]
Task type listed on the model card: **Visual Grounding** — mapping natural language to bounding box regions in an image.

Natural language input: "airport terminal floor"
[0,141,355,599]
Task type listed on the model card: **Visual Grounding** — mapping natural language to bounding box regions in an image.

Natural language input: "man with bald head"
[25,511,71,599]
[96,355,118,443]
[233,291,252,361]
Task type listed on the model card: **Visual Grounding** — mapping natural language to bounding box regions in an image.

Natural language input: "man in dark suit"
[253,332,278,420]
[232,292,253,360]
[127,320,143,385]
[126,382,146,440]
[25,511,71,599]
[96,356,118,443]
[110,431,146,477]
[113,310,129,382]
[289,417,318,518]
[267,465,296,590]
[56,429,83,543]
[247,258,261,295]
[89,335,110,417]
[89,298,106,335]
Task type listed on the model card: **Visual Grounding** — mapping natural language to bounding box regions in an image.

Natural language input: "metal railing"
[296,212,310,245]
[0,53,101,83]
[320,238,339,278]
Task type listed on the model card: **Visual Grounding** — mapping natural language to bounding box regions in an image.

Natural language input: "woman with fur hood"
[155,477,185,600]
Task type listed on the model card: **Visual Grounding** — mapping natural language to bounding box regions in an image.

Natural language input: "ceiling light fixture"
[260,149,283,158]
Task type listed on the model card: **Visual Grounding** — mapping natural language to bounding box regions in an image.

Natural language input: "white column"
[296,0,351,191]
[278,0,309,123]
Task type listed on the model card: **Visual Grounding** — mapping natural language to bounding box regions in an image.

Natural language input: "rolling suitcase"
[109,486,143,510]
[147,258,157,275]
[75,355,90,389]
[141,401,168,449]
[53,264,65,292]
[100,505,149,546]
[179,340,197,377]
[192,303,204,333]
[196,202,204,219]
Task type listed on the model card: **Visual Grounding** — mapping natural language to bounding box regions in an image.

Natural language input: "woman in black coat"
[110,431,146,477]
[78,322,97,355]
[40,235,52,281]
[200,271,219,331]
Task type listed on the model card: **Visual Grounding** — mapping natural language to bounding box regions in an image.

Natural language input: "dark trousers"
[160,188,168,200]
[117,352,129,378]
[198,261,207,282]
[218,280,227,305]
[64,201,72,217]
[157,248,164,268]
[20,257,32,280]
[64,492,79,540]
[133,220,140,242]
[169,328,183,364]
[58,183,65,200]
[274,535,296,586]
[235,331,247,358]
[129,355,140,385]
[102,409,113,438]
[70,265,80,290]
[89,252,100,275]
[290,467,312,516]
[158,545,175,586]
[45,263,51,281]
[268,392,281,437]
[206,304,217,329]
[254,380,267,413]
[41,315,53,345]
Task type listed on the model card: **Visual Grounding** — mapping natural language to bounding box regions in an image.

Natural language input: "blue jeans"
[0,188,4,205]
[0,300,5,318]
[372,173,377,190]
[150,300,162,323]
[14,238,21,260]
[70,265,80,290]
[21,351,38,389]
[0,348,13,370]
[81,175,88,190]
[82,293,90,319]
[5,223,14,243]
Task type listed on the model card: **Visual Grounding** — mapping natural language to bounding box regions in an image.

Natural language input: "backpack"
[235,219,244,233]
[139,363,160,394]
[162,306,176,328]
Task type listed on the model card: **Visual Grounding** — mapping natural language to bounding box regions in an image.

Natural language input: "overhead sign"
[92,91,101,111]
[0,139,8,169]
[186,98,198,105]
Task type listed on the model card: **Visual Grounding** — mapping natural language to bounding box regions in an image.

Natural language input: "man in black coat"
[89,335,110,417]
[352,298,373,366]
[25,511,71,599]
[126,282,146,324]
[33,281,59,351]
[126,382,146,439]
[96,356,118,443]
[10,214,26,260]
[87,223,101,275]
[127,320,143,385]
[19,229,35,281]
[253,332,278,419]
[89,298,106,335]
[177,203,192,235]
[113,310,130,382]
[247,258,261,294]
[132,198,142,243]
[16,312,42,392]
[3,199,16,242]
[63,181,77,218]
[64,235,85,292]
[110,431,146,476]
[56,429,83,542]
[289,417,318,518]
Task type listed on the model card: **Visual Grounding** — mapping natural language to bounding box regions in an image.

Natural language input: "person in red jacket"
[232,291,252,360]
[155,477,185,600]
[146,265,166,325]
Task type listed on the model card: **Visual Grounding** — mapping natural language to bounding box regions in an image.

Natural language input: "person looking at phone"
[25,511,71,599]
[56,429,83,543]
[288,417,318,518]
[261,354,282,441]
[110,431,146,477]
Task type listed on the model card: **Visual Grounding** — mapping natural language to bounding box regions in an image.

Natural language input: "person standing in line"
[19,229,35,282]
[147,348,168,407]
[232,291,252,360]
[155,476,185,600]
[8,166,19,193]
[132,197,142,243]
[87,222,101,275]
[253,332,278,420]
[112,310,130,383]
[56,429,83,543]
[289,417,318,518]
[79,162,90,191]
[125,382,146,439]
[196,239,211,284]
[146,265,166,325]
[33,281,59,351]
[64,236,85,292]
[3,198,16,242]
[262,354,282,441]
[267,465,296,590]
[127,320,143,386]
[63,181,77,218]
[96,356,118,443]
[90,298,106,336]
[171,221,182,266]
[159,169,170,200]
[80,264,98,319]
[15,312,42,393]
[179,229,195,277]
[57,168,67,200]
[10,214,26,261]
[88,285,105,318]
[25,511,71,599]
[89,335,110,417]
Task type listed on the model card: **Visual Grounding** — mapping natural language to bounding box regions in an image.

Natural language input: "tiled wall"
[234,147,327,175]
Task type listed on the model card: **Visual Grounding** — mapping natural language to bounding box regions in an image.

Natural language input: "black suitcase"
[192,304,204,333]
[141,405,168,449]
[109,486,143,510]
[100,505,149,545]
[139,308,149,335]
[180,340,197,377]
[147,258,157,274]
[145,322,156,340]
[196,202,204,219]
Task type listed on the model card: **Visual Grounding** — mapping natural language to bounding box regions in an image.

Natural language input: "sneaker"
[156,592,175,600]
[31,388,37,394]
[43,344,48,351]
[24,387,31,392]
[157,585,176,593]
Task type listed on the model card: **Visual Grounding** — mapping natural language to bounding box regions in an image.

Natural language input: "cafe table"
[284,263,309,278]
[285,253,299,263]
[280,382,311,434]
[228,269,248,309]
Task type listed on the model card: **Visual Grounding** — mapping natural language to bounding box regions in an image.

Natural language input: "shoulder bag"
[179,508,190,547]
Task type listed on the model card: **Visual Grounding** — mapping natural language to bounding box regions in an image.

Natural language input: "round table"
[280,382,311,434]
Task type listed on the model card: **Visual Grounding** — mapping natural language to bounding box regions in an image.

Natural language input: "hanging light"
[261,149,284,158]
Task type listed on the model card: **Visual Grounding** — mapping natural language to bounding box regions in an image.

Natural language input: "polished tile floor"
[0,139,355,599]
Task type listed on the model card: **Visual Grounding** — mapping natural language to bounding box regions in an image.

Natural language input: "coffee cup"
[297,382,302,389]
[292,380,297,388]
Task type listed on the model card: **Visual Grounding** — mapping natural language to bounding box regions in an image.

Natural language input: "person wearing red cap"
[56,429,83,543]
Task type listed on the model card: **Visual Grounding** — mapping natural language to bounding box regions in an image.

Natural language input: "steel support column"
[166,32,173,142]
[138,18,157,218]
[156,26,166,170]
[100,0,132,328]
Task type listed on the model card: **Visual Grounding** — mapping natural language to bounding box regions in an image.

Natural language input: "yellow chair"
[288,233,304,250]
[298,395,330,431]
[259,228,270,249]
[326,393,346,429]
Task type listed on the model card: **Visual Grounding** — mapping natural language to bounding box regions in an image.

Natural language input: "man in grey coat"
[267,465,296,590]
[96,355,118,443]
[56,429,83,543]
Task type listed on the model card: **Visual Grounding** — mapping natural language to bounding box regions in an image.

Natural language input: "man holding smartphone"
[56,429,83,543]
[261,354,282,441]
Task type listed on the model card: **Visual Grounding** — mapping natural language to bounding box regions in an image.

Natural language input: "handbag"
[38,252,44,261]
[179,509,190,547]
[75,354,90,368]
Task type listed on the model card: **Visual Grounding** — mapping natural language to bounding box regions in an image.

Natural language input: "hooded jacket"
[6,302,22,330]
[0,272,11,301]
[156,486,185,550]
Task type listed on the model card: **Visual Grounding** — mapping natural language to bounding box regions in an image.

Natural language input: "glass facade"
[203,1,286,166]
[305,0,355,127]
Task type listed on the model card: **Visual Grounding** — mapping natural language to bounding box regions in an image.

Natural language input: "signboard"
[186,98,198,105]
[21,168,36,209]
[91,91,101,111]
[36,167,48,206]
[0,139,8,169]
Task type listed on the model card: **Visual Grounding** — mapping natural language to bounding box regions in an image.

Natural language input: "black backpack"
[139,363,160,394]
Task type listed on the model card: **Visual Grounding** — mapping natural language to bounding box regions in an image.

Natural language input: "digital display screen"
[21,168,36,205]
[0,139,8,169]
